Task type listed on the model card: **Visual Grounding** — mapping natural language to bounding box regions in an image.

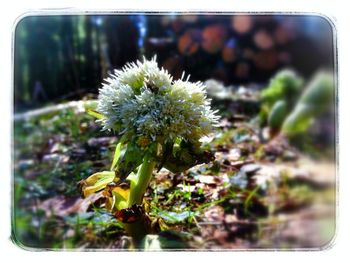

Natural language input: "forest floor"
[12,100,336,250]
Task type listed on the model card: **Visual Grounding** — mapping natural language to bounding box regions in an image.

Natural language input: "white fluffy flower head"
[97,57,220,145]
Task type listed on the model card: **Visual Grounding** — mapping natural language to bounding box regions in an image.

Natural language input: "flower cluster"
[97,57,219,145]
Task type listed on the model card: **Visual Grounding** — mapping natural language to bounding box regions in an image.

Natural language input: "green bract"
[97,57,219,144]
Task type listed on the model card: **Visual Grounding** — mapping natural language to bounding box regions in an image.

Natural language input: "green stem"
[124,155,156,247]
[127,155,156,207]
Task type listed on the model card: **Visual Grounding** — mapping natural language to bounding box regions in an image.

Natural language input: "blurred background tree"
[14,14,334,112]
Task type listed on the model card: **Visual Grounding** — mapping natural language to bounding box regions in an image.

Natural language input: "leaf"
[86,108,104,119]
[209,160,221,175]
[39,193,104,217]
[112,187,129,202]
[111,142,123,171]
[299,71,334,110]
[110,134,127,171]
[233,133,251,143]
[114,204,144,223]
[104,184,130,211]
[281,105,312,135]
[261,69,303,107]
[80,171,115,197]
[157,210,195,224]
[229,164,261,190]
[163,140,215,173]
[156,141,174,172]
[281,71,334,136]
[229,170,248,189]
[268,100,288,130]
[112,186,130,210]
[113,141,145,184]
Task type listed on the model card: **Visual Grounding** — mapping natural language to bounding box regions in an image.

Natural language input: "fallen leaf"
[38,192,103,217]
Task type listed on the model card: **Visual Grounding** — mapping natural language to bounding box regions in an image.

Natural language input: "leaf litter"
[13,101,336,250]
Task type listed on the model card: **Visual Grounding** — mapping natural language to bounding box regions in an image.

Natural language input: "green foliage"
[13,99,335,249]
[299,71,334,109]
[86,108,104,120]
[282,71,334,136]
[258,69,304,133]
[113,141,146,184]
[261,69,303,108]
[268,100,288,130]
[258,69,335,141]
[80,171,115,197]
[110,136,126,170]
[163,140,214,173]
[156,210,195,224]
